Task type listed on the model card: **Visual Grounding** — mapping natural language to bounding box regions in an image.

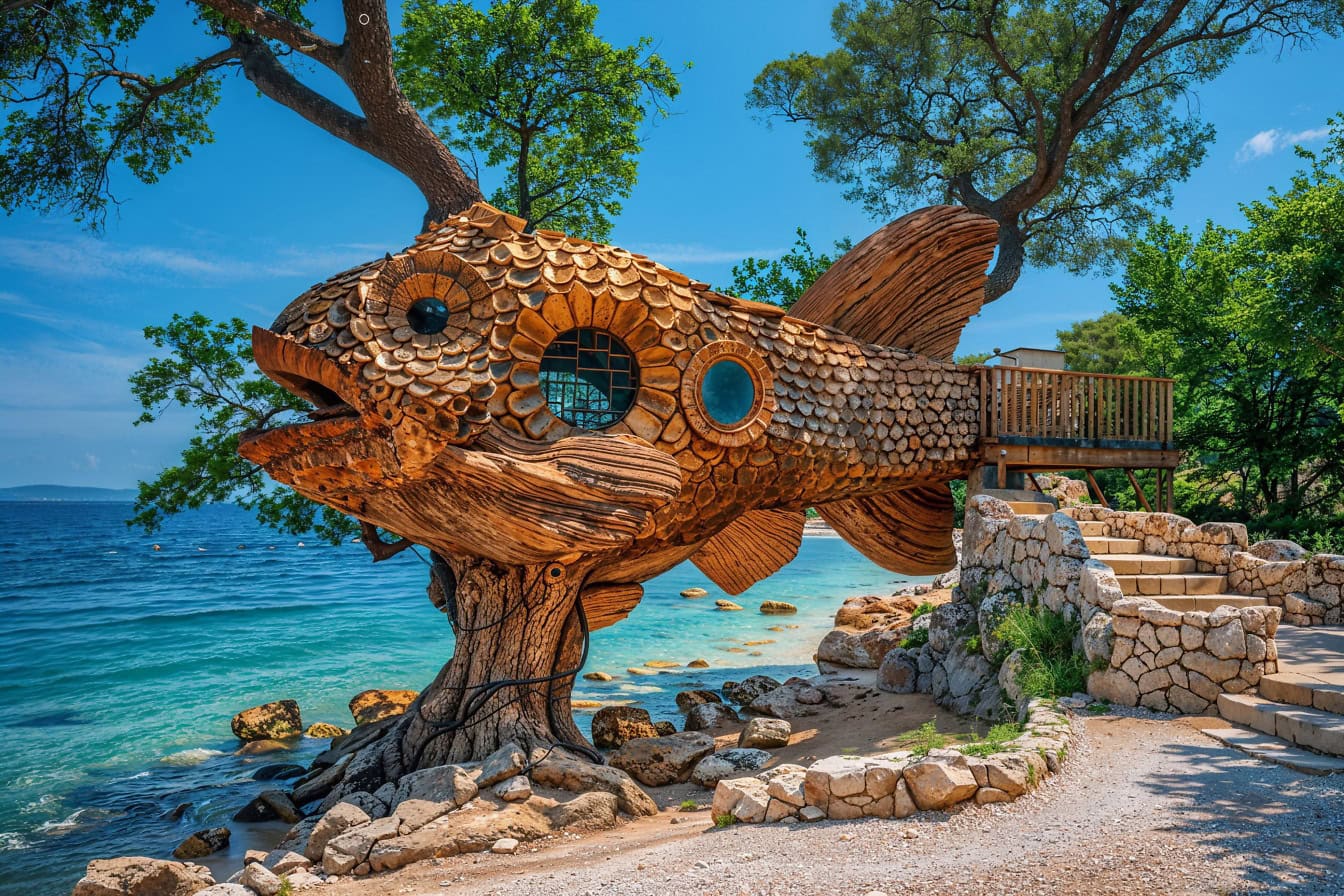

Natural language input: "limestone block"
[1088,669,1139,706]
[903,756,978,811]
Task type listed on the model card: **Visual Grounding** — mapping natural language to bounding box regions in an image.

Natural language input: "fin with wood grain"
[580,582,644,631]
[817,485,956,575]
[789,205,998,360]
[690,508,805,595]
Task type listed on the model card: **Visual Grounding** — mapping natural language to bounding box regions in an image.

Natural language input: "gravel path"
[332,714,1344,896]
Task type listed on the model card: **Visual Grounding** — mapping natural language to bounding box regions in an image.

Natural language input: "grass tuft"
[958,721,1024,758]
[994,604,1090,699]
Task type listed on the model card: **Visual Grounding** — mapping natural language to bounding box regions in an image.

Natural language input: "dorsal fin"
[789,205,998,360]
[690,508,805,595]
[818,485,956,575]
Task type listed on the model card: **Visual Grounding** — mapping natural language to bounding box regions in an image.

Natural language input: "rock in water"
[73,857,214,896]
[675,689,723,711]
[582,671,614,681]
[590,706,659,748]
[252,763,306,781]
[173,827,230,859]
[714,600,744,611]
[348,689,417,725]
[304,722,348,738]
[738,718,791,748]
[231,700,302,741]
[684,703,739,731]
[680,587,708,598]
[759,600,797,615]
[687,658,710,668]
[609,732,716,787]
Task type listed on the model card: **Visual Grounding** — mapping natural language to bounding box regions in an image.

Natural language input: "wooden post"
[1085,470,1110,509]
[1124,468,1152,512]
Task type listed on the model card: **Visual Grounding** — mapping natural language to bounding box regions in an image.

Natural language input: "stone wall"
[953,496,1279,715]
[1228,546,1344,626]
[711,700,1072,824]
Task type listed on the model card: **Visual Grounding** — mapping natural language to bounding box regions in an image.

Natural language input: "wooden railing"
[977,366,1174,446]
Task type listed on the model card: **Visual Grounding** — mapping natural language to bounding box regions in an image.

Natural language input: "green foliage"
[907,719,948,757]
[712,812,738,828]
[396,0,680,241]
[994,605,1089,700]
[1114,119,1344,523]
[748,0,1342,294]
[1055,312,1166,376]
[1085,701,1110,715]
[963,633,981,656]
[949,479,967,527]
[910,601,936,620]
[900,627,929,650]
[678,799,698,811]
[959,722,1023,758]
[954,351,993,366]
[128,313,358,544]
[276,878,294,896]
[727,228,852,309]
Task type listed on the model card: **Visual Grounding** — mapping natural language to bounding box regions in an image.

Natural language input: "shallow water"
[0,502,921,895]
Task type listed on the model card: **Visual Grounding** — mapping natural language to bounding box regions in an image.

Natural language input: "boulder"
[759,600,797,615]
[609,732,716,787]
[304,723,347,738]
[690,749,771,788]
[582,671,613,681]
[392,799,454,835]
[674,689,722,711]
[737,717,791,749]
[266,852,310,875]
[391,764,477,810]
[722,676,781,706]
[876,649,919,694]
[816,628,904,669]
[748,683,823,718]
[253,763,306,781]
[976,589,1026,661]
[233,789,301,824]
[491,837,520,855]
[530,755,659,817]
[684,703,739,731]
[323,816,399,875]
[231,700,301,741]
[235,739,291,756]
[715,600,743,611]
[172,827,230,860]
[1249,540,1308,562]
[477,742,525,788]
[1082,612,1115,667]
[590,706,659,748]
[72,858,214,896]
[903,753,979,810]
[680,587,709,598]
[303,801,370,862]
[654,720,677,736]
[238,864,281,896]
[688,658,710,668]
[348,689,417,726]
[710,777,770,824]
[545,791,620,831]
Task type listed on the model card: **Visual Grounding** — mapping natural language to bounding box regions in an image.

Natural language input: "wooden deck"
[976,366,1180,510]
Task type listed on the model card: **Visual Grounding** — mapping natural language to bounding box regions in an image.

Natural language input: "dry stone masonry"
[1227,543,1344,625]
[712,700,1071,824]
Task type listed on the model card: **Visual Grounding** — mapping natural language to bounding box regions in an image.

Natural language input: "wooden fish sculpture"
[241,202,997,621]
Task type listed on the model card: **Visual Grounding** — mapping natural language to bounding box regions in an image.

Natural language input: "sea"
[0,501,924,896]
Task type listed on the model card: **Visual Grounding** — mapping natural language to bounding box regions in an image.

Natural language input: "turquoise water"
[0,503,918,895]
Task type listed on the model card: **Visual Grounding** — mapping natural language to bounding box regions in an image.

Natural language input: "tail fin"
[818,485,956,575]
[789,205,997,360]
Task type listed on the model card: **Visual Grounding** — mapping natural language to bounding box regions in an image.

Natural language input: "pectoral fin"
[818,486,956,575]
[690,508,805,595]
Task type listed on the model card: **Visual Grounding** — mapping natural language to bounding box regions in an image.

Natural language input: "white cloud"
[1236,126,1331,162]
[630,243,785,265]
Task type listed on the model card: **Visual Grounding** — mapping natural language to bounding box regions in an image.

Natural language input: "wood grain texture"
[817,485,956,575]
[580,582,644,630]
[790,205,998,361]
[690,508,804,595]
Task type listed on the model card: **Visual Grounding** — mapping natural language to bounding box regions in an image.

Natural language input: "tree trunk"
[384,555,595,776]
[984,219,1026,303]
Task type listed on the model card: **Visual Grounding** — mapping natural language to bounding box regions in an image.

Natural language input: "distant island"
[0,485,138,502]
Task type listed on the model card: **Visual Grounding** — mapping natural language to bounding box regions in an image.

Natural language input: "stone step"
[1113,573,1229,596]
[1259,672,1344,715]
[1077,520,1108,537]
[1007,500,1056,515]
[1097,553,1196,575]
[1201,726,1344,775]
[1084,536,1143,555]
[1148,594,1269,612]
[1217,693,1344,757]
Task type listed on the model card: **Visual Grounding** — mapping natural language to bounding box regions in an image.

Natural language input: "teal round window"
[699,357,757,427]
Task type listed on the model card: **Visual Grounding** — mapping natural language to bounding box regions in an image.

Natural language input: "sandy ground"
[316,691,1344,896]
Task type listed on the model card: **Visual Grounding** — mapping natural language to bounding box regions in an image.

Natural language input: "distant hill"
[0,485,138,502]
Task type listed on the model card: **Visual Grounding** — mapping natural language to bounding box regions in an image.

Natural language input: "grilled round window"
[539,328,639,429]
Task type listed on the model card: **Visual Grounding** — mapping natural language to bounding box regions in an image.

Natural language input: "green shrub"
[901,627,930,650]
[277,879,293,896]
[964,633,981,655]
[713,812,738,828]
[679,799,699,811]
[994,604,1090,699]
[911,601,937,620]
[908,719,948,757]
[959,721,1024,758]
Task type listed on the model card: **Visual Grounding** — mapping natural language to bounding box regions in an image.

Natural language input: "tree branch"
[192,0,344,71]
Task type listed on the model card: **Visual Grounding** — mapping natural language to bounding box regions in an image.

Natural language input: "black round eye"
[407,297,450,334]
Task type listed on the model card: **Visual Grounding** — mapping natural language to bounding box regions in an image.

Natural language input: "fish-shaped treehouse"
[240,202,999,768]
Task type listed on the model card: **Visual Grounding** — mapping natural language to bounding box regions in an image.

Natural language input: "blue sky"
[1,2,1341,488]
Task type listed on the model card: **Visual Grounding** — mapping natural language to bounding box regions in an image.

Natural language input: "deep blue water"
[0,502,918,895]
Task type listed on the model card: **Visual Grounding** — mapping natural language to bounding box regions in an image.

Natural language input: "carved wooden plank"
[690,508,805,595]
[580,582,644,631]
[790,205,998,360]
[817,486,956,575]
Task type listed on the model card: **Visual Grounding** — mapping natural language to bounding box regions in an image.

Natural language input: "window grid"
[538,328,639,429]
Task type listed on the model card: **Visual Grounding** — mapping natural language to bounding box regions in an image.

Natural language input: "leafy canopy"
[1055,311,1166,376]
[726,228,852,310]
[748,0,1343,300]
[1113,117,1344,521]
[396,0,680,241]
